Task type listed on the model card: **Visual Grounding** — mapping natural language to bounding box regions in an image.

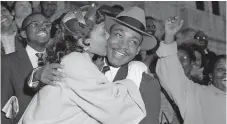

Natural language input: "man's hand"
[33,63,65,85]
[164,16,184,44]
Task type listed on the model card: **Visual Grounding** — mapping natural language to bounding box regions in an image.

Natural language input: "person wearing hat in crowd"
[156,16,226,124]
[1,13,52,124]
[18,4,146,124]
[27,5,160,124]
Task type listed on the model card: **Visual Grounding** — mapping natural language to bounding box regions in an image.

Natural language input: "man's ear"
[20,31,27,38]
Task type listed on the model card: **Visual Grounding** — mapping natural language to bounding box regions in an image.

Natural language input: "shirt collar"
[26,45,45,57]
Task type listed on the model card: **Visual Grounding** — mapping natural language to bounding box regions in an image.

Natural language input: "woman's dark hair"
[46,9,105,63]
[208,54,226,74]
[178,43,196,63]
[190,44,206,68]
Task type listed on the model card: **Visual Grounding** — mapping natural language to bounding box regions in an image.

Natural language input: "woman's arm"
[61,52,146,124]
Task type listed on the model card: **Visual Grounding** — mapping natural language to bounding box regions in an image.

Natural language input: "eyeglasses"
[24,21,52,30]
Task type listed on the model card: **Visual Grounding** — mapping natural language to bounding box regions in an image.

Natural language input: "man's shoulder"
[128,61,147,72]
[2,51,19,61]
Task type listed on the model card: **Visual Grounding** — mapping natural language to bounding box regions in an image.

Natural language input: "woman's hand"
[164,16,184,44]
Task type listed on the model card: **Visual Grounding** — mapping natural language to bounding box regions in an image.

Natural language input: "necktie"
[102,66,110,74]
[35,53,44,67]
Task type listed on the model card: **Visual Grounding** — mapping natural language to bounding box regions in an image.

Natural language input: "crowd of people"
[1,1,226,124]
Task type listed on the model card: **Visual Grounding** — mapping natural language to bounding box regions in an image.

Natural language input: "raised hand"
[165,16,184,36]
[164,16,184,44]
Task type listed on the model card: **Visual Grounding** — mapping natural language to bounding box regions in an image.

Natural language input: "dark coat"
[1,49,35,124]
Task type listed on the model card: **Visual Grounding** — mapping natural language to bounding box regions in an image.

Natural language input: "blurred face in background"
[178,49,193,78]
[194,50,202,68]
[195,35,208,50]
[13,1,32,18]
[212,58,226,92]
[40,1,57,18]
[1,5,14,29]
[146,18,156,36]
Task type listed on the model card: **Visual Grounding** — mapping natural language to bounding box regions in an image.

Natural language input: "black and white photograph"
[1,1,226,124]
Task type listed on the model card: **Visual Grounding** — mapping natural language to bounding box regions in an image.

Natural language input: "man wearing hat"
[27,6,160,124]
[103,6,160,124]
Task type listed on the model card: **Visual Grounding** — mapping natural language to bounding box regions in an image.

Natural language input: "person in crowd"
[18,5,146,124]
[190,44,207,85]
[194,30,216,82]
[40,1,57,21]
[11,1,33,29]
[1,13,52,124]
[1,3,24,55]
[177,44,196,80]
[156,16,226,124]
[27,6,161,124]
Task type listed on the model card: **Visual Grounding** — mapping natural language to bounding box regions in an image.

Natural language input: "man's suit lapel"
[16,49,33,72]
[15,49,34,96]
[113,64,128,82]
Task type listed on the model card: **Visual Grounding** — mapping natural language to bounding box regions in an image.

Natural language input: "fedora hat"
[105,6,157,50]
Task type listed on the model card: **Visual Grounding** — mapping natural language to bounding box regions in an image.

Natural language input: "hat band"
[117,16,145,32]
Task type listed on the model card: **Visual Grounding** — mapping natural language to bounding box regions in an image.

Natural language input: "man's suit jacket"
[1,49,35,124]
[113,64,161,124]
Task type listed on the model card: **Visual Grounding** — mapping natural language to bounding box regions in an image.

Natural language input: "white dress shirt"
[104,59,148,88]
[26,45,40,68]
[26,45,45,87]
[156,41,226,124]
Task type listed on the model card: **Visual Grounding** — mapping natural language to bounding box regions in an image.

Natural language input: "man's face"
[212,58,226,92]
[195,36,208,50]
[107,24,142,67]
[14,1,32,18]
[41,1,57,18]
[1,5,13,29]
[178,49,193,78]
[24,14,51,46]
[146,18,156,36]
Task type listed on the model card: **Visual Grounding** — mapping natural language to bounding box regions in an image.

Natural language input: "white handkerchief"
[2,96,19,120]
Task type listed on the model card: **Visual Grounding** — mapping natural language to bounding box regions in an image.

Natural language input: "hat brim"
[105,15,157,51]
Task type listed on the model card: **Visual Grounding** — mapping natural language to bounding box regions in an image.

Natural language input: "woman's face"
[1,5,14,29]
[178,49,192,77]
[194,50,202,67]
[88,22,108,56]
[212,58,226,92]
